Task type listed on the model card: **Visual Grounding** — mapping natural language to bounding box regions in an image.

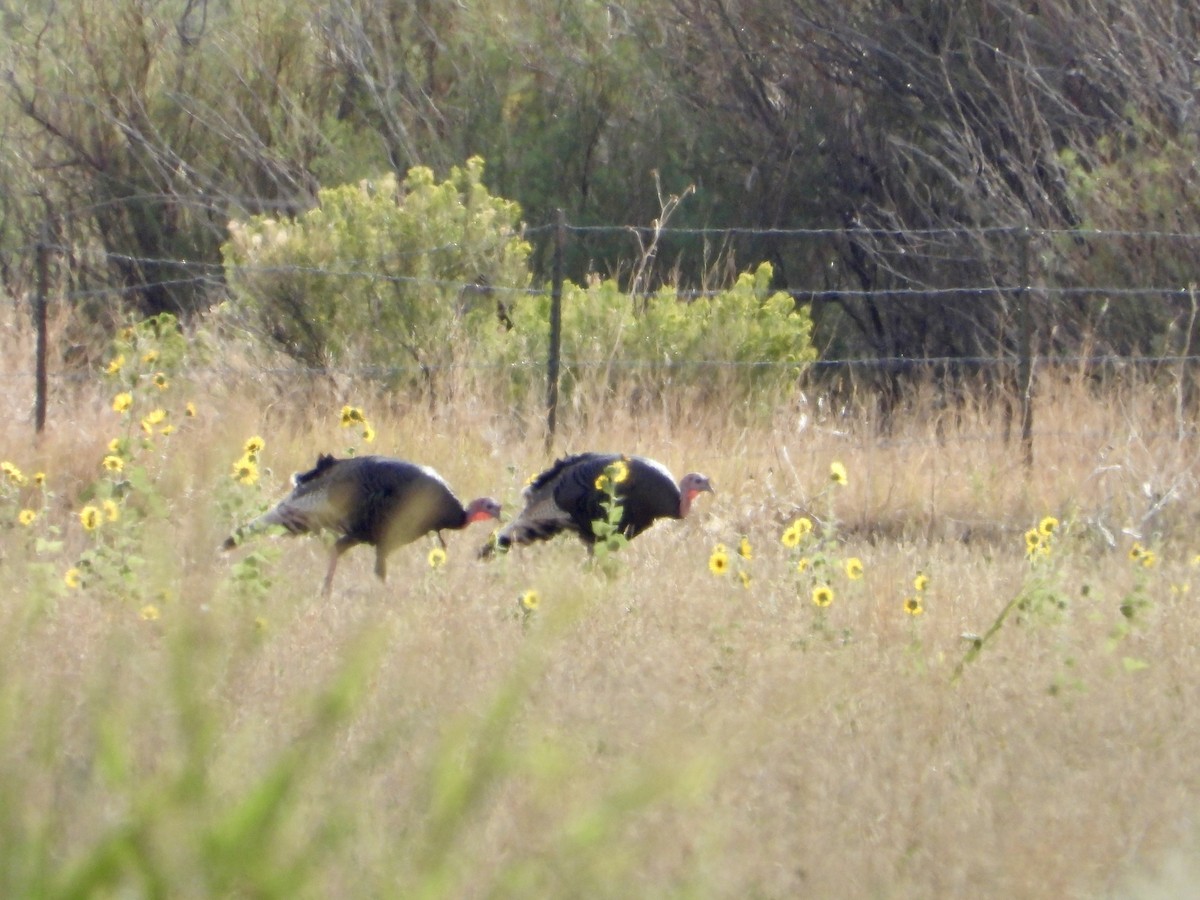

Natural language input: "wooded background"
[2,0,1197,381]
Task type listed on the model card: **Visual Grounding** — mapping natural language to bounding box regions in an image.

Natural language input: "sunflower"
[141,349,159,365]
[427,547,447,569]
[33,472,46,487]
[79,506,102,531]
[738,570,752,590]
[708,546,731,576]
[17,509,36,527]
[1128,542,1146,562]
[340,405,366,426]
[1024,529,1042,553]
[64,568,82,589]
[844,557,864,580]
[243,435,265,457]
[139,605,160,621]
[797,557,812,573]
[608,459,630,484]
[913,572,930,592]
[1038,516,1060,537]
[738,537,753,560]
[232,457,259,486]
[519,589,540,612]
[152,372,169,391]
[904,596,924,616]
[829,461,848,486]
[105,354,125,375]
[185,401,197,418]
[812,584,834,607]
[1,461,25,485]
[362,423,376,443]
[103,499,120,523]
[780,523,802,548]
[102,455,124,473]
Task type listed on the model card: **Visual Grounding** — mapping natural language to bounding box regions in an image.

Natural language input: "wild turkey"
[224,454,501,596]
[481,453,713,556]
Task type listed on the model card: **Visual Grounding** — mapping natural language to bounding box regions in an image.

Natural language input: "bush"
[487,262,816,401]
[222,158,531,380]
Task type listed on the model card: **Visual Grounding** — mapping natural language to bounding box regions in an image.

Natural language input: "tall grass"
[3,306,1200,897]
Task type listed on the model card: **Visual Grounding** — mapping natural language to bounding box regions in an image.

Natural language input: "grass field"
[3,311,1200,898]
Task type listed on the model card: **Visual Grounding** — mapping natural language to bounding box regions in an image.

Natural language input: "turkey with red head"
[224,454,501,596]
[480,452,713,557]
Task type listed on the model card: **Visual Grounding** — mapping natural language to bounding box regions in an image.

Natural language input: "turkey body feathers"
[224,454,500,595]
[489,453,709,554]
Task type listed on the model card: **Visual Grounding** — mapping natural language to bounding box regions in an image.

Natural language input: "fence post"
[545,209,566,452]
[35,220,50,436]
[1016,226,1034,468]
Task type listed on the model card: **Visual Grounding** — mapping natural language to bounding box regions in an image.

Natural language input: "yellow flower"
[427,547,447,568]
[103,499,120,522]
[160,424,175,436]
[362,423,376,443]
[105,354,125,375]
[18,509,36,527]
[797,557,812,573]
[738,537,753,560]
[844,557,864,580]
[185,401,197,418]
[708,547,730,576]
[1025,529,1042,553]
[594,473,611,491]
[340,405,365,426]
[34,472,46,486]
[913,572,930,592]
[145,408,167,426]
[64,567,82,589]
[904,596,924,616]
[520,589,540,611]
[243,436,265,457]
[1140,550,1158,569]
[812,584,834,607]
[139,604,160,621]
[608,459,630,484]
[829,461,848,486]
[1,461,26,485]
[232,457,259,486]
[108,438,123,454]
[738,570,752,590]
[102,455,124,473]
[1038,516,1060,537]
[141,349,159,365]
[1128,542,1145,562]
[152,372,169,391]
[112,392,133,413]
[784,517,814,547]
[79,506,102,531]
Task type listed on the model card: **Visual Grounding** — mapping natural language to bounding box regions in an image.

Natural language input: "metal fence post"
[35,221,50,436]
[545,209,565,452]
[1017,226,1034,468]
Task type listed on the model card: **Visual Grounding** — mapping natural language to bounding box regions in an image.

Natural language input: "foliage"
[492,262,816,400]
[222,158,531,377]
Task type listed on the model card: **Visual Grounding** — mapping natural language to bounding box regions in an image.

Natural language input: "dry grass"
[3,306,1200,897]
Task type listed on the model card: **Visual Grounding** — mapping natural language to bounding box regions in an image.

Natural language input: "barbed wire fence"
[15,212,1200,464]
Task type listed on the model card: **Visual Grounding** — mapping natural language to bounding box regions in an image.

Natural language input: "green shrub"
[489,262,816,400]
[222,157,531,379]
